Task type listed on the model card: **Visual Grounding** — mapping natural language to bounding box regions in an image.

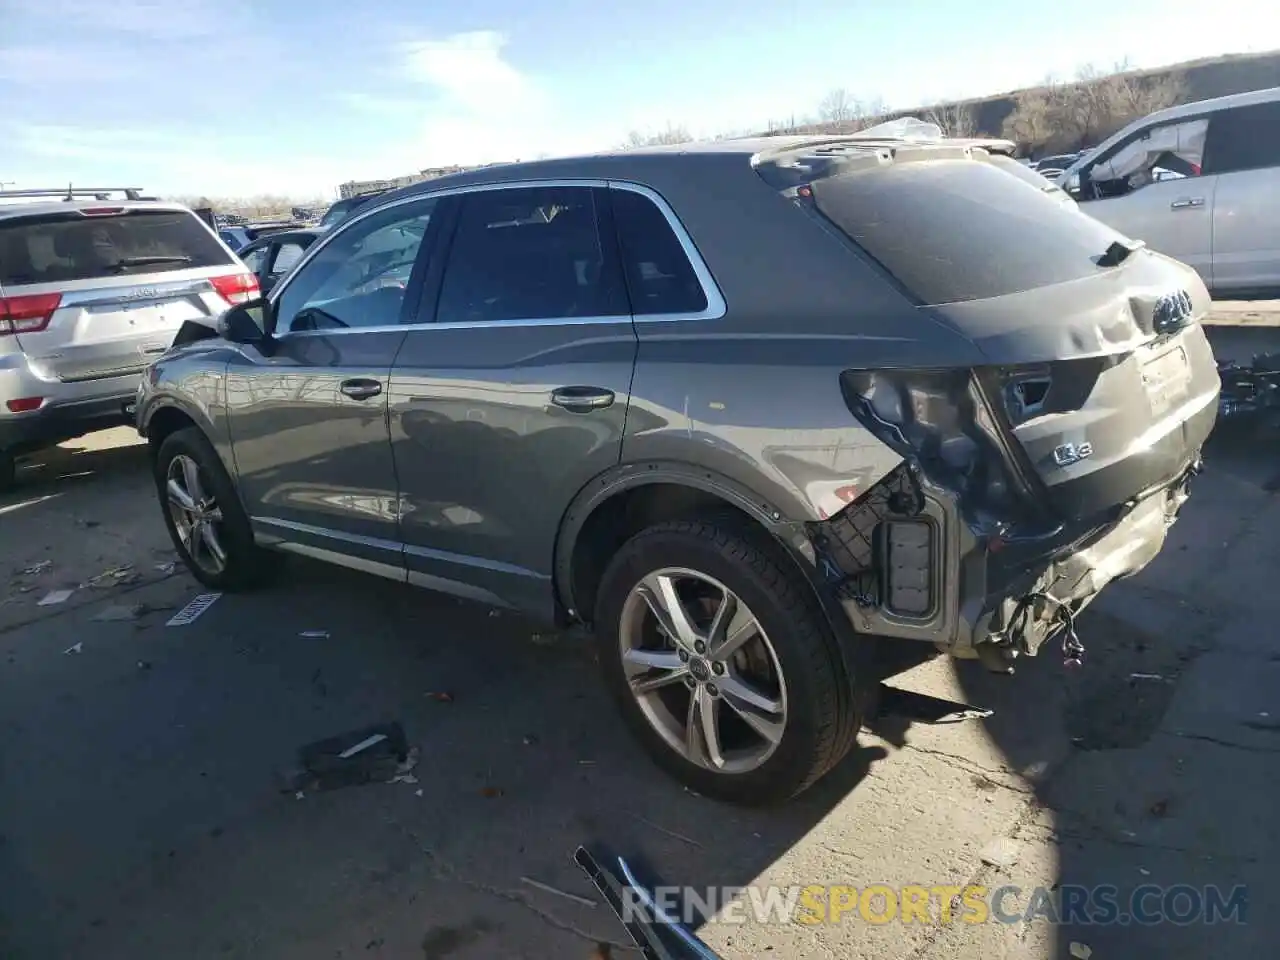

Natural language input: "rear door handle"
[340,378,382,401]
[550,386,615,413]
[1170,197,1205,210]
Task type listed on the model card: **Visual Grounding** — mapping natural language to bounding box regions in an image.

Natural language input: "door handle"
[339,378,382,401]
[550,386,615,413]
[1170,197,1205,210]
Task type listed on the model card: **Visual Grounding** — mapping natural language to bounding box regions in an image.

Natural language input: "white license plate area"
[85,297,202,339]
[1141,345,1190,415]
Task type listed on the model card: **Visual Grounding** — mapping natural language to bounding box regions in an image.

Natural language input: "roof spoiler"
[0,185,148,201]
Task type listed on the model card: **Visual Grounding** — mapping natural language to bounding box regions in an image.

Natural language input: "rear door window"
[434,186,627,324]
[0,209,233,286]
[270,241,306,276]
[609,188,708,315]
[796,156,1128,304]
[1203,101,1280,175]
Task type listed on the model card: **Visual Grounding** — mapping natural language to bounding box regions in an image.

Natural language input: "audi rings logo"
[1153,289,1194,335]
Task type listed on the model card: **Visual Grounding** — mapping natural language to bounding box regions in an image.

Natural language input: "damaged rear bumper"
[811,451,1203,663]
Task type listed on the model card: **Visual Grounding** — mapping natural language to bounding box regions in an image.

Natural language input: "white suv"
[1061,86,1280,296]
[0,188,257,489]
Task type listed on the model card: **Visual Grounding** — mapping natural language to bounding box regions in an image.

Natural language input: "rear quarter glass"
[0,209,234,287]
[765,154,1129,305]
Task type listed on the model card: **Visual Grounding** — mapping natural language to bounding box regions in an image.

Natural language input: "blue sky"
[0,0,1273,199]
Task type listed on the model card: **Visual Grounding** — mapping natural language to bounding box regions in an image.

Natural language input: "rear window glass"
[0,209,232,286]
[797,157,1127,304]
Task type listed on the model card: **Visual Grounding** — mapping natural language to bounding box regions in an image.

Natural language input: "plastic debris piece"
[520,875,598,908]
[166,592,221,626]
[63,642,83,655]
[414,788,424,797]
[389,773,418,785]
[38,589,74,606]
[154,561,176,575]
[1069,943,1093,959]
[299,630,329,640]
[289,723,416,792]
[1129,672,1166,681]
[979,837,1022,869]
[21,561,52,576]
[85,565,138,588]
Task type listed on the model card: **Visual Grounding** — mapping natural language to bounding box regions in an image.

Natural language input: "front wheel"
[594,519,861,805]
[154,427,268,590]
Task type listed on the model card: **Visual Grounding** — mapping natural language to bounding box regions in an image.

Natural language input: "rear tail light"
[6,397,44,413]
[209,271,260,305]
[0,293,62,335]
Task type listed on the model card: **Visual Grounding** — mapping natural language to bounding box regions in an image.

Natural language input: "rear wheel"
[155,427,268,590]
[594,519,860,805]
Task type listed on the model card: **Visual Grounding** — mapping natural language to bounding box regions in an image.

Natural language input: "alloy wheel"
[165,454,227,576]
[618,567,789,775]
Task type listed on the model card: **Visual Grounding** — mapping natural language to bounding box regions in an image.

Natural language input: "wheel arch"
[555,461,870,674]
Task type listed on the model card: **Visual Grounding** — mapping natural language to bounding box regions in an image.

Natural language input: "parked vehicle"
[0,187,256,489]
[1060,87,1280,296]
[137,139,1219,804]
[234,228,321,295]
[317,191,388,230]
[218,226,258,252]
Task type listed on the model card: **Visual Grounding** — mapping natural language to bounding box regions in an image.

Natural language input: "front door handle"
[340,378,382,401]
[1170,197,1205,210]
[550,386,615,413]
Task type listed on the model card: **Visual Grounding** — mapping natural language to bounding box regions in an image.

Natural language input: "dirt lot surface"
[2,315,1279,959]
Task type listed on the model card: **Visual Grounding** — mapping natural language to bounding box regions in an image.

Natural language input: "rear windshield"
[790,156,1127,305]
[0,208,233,286]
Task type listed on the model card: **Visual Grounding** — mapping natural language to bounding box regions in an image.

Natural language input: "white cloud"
[399,31,542,115]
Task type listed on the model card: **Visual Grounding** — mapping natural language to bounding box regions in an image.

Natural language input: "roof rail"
[0,185,146,201]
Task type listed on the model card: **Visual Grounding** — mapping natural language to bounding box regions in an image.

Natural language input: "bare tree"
[924,101,978,138]
[624,124,694,148]
[818,87,858,127]
[1001,85,1059,152]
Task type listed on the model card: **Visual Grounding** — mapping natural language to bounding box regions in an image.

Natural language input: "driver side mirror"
[217,298,273,346]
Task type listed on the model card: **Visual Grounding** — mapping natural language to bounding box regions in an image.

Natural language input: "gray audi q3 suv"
[136,136,1220,804]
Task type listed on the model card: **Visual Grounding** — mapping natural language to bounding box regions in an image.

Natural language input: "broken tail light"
[0,292,62,335]
[839,367,1037,520]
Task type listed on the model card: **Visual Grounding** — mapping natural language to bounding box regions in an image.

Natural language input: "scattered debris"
[414,788,424,797]
[166,592,221,627]
[38,589,74,606]
[978,837,1022,869]
[154,561,176,576]
[389,773,418,785]
[281,722,418,793]
[1129,672,1167,681]
[530,632,557,646]
[522,735,538,745]
[21,561,52,576]
[137,660,152,671]
[488,609,500,618]
[294,791,305,800]
[520,875,598,908]
[85,564,139,588]
[91,602,146,622]
[1138,867,1151,876]
[77,519,101,529]
[630,813,702,849]
[425,691,454,703]
[1149,798,1170,818]
[481,786,504,798]
[63,642,83,655]
[1069,942,1093,960]
[578,760,596,765]
[298,629,330,640]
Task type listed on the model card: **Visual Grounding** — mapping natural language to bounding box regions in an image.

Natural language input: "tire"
[154,427,268,590]
[594,518,861,805]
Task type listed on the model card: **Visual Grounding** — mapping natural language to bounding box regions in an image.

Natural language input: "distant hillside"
[736,50,1280,158]
[950,50,1280,147]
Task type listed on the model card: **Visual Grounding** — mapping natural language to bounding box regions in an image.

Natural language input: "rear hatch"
[0,205,255,383]
[755,142,1220,523]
